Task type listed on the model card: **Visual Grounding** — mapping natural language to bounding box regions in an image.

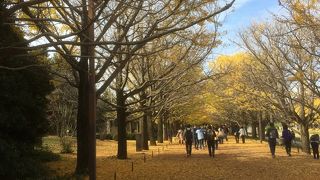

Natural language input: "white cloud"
[233,0,254,9]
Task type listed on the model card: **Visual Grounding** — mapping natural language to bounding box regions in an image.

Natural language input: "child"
[282,125,293,156]
[310,134,319,159]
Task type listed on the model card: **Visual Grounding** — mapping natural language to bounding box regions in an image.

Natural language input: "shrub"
[60,136,74,153]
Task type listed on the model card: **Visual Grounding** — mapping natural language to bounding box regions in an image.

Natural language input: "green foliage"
[0,13,54,146]
[0,139,60,179]
[0,7,54,179]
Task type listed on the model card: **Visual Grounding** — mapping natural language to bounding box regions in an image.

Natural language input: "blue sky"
[211,0,283,57]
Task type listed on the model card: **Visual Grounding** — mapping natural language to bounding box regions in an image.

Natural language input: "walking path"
[47,137,319,179]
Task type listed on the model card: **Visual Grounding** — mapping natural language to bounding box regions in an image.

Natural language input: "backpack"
[206,129,215,141]
[310,134,319,142]
[283,129,292,141]
[185,129,193,141]
[269,128,277,139]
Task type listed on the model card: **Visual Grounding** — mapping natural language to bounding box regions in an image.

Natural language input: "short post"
[114,171,116,180]
[135,134,142,152]
[143,153,146,163]
[131,162,133,172]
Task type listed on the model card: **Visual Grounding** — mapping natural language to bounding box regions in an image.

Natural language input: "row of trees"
[1,0,235,178]
[195,0,320,154]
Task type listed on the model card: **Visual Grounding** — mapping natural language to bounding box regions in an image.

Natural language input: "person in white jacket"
[238,127,247,143]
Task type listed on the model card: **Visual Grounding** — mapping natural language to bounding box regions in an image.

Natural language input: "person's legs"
[196,138,199,149]
[311,142,319,159]
[185,143,188,155]
[186,141,192,156]
[288,140,291,155]
[235,135,239,143]
[316,143,319,159]
[269,140,276,157]
[207,141,212,156]
[210,141,215,157]
[271,140,276,157]
[284,141,289,154]
[215,140,218,150]
[200,139,204,149]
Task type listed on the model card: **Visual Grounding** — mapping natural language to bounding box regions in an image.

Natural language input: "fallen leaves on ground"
[45,137,319,180]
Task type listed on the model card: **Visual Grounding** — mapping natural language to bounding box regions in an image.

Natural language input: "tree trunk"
[251,122,257,138]
[163,111,168,141]
[75,68,90,175]
[116,89,127,159]
[157,112,164,143]
[142,110,149,150]
[299,123,310,154]
[261,122,266,140]
[148,112,157,146]
[163,120,168,141]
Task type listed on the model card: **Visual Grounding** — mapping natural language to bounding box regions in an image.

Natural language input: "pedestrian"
[266,122,279,158]
[218,127,225,144]
[239,126,247,143]
[206,126,216,157]
[193,126,198,149]
[223,125,229,141]
[176,129,184,145]
[234,130,240,143]
[202,126,207,147]
[282,125,293,156]
[214,127,219,150]
[233,125,240,143]
[310,134,319,159]
[184,124,193,157]
[196,127,204,149]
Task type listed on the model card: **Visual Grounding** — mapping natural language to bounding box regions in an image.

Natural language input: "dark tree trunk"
[163,111,168,141]
[148,112,157,146]
[75,66,90,175]
[157,112,164,143]
[251,122,257,138]
[142,109,149,150]
[300,123,310,154]
[260,122,266,140]
[116,89,127,159]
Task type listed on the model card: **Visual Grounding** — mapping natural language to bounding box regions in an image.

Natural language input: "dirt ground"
[46,137,320,180]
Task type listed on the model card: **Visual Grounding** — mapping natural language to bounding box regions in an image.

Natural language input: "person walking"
[218,127,225,144]
[266,122,279,158]
[193,126,198,149]
[196,127,204,149]
[235,130,240,143]
[214,127,219,150]
[184,124,193,157]
[239,126,247,143]
[282,125,293,156]
[310,134,319,159]
[223,125,229,141]
[206,126,216,157]
[233,125,240,143]
[176,129,184,145]
[202,126,207,148]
